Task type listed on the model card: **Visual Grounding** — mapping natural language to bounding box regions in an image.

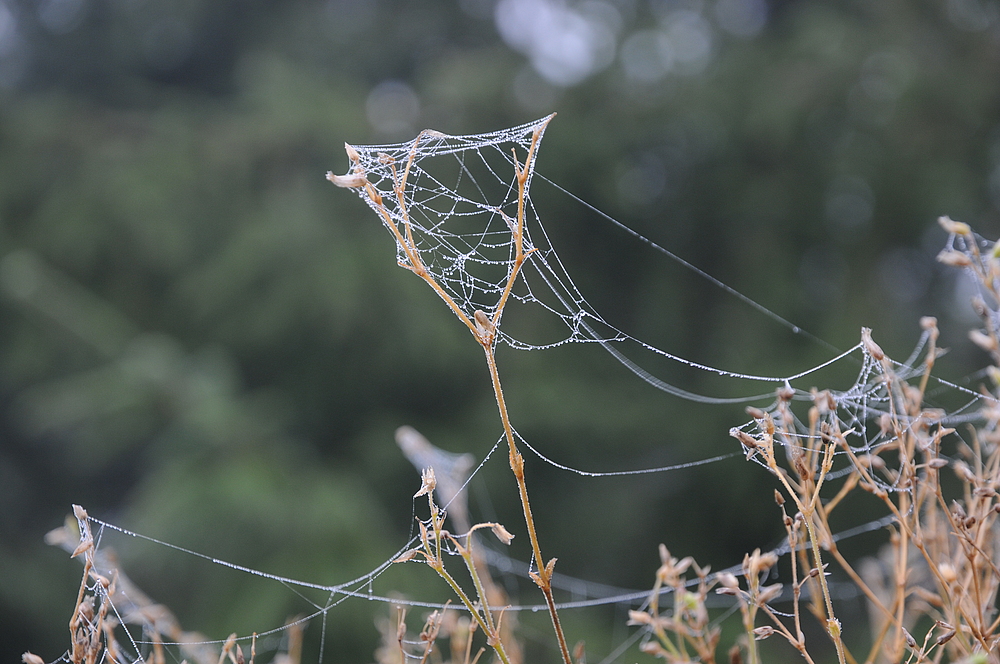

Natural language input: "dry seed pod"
[969,329,997,352]
[717,572,740,590]
[473,309,494,340]
[70,537,93,558]
[811,389,835,413]
[937,249,973,267]
[859,454,886,469]
[972,296,989,318]
[731,428,759,449]
[490,522,515,545]
[627,610,653,626]
[752,626,775,640]
[861,327,884,360]
[22,653,45,664]
[394,548,420,563]
[938,215,972,235]
[756,583,783,605]
[326,171,368,188]
[928,458,949,469]
[639,642,668,657]
[954,461,976,484]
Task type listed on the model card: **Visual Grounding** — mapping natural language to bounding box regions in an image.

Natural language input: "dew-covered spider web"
[43,118,1000,664]
[328,113,862,405]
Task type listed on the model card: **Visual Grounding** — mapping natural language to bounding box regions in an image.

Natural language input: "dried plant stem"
[340,116,571,664]
[418,492,514,664]
[761,417,848,664]
[370,122,572,664]
[483,345,573,664]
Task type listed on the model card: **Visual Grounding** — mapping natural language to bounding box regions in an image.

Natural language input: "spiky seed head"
[414,468,437,498]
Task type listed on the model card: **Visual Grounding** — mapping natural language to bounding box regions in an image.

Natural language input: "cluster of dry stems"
[24,506,304,664]
[627,216,1000,664]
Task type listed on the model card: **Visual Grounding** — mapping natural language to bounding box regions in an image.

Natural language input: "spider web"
[329,114,857,405]
[40,119,999,664]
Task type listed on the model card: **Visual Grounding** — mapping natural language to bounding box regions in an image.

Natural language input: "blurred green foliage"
[3,0,1000,662]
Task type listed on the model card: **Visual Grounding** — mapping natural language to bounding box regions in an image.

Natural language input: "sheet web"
[330,113,854,404]
[48,119,998,664]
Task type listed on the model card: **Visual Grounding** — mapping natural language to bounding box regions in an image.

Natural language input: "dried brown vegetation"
[26,506,304,664]
[25,182,1000,664]
[627,216,1000,664]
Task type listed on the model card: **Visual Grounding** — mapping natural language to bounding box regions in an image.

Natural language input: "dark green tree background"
[4,0,1000,661]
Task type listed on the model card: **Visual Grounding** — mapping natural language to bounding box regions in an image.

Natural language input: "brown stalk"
[335,116,570,664]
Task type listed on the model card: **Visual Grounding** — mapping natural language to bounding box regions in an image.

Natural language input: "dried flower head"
[414,468,437,498]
